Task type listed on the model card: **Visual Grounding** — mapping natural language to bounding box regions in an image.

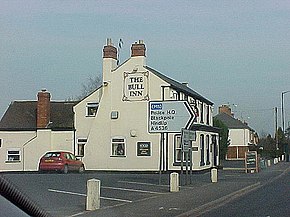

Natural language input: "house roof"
[145,66,213,105]
[214,112,253,130]
[0,101,77,131]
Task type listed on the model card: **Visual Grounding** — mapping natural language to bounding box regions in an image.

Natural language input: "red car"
[38,151,85,173]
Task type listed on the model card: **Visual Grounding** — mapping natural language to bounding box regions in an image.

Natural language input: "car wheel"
[63,165,68,174]
[79,165,85,173]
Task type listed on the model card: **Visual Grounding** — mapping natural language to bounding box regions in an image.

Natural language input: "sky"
[1,0,290,136]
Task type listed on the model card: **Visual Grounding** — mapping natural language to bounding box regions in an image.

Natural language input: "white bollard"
[267,160,271,167]
[170,172,179,192]
[86,179,101,210]
[211,168,218,183]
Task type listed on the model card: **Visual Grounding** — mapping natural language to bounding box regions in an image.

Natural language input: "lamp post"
[281,90,290,162]
[281,91,290,132]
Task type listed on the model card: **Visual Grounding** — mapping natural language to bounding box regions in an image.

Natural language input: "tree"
[258,134,276,158]
[76,75,102,100]
[213,117,230,160]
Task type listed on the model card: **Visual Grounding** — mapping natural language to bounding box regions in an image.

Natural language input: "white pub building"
[74,39,219,171]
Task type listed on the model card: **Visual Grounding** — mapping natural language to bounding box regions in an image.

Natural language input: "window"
[174,135,182,162]
[206,105,210,125]
[200,135,205,166]
[206,135,210,165]
[174,134,190,162]
[0,139,2,147]
[77,138,87,157]
[200,103,204,123]
[137,142,151,156]
[86,102,98,117]
[6,149,21,162]
[111,137,126,157]
[111,111,119,119]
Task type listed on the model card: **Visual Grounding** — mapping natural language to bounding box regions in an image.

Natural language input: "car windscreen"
[43,152,61,158]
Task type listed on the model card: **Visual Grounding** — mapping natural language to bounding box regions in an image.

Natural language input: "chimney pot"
[103,38,117,60]
[219,105,233,116]
[131,40,146,57]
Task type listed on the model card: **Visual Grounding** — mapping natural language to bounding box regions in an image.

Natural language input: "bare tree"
[75,75,102,100]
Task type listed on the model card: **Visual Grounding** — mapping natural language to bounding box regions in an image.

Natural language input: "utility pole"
[275,107,278,152]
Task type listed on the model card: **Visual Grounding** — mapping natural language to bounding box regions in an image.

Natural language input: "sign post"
[148,101,196,185]
[245,151,258,173]
[180,128,196,185]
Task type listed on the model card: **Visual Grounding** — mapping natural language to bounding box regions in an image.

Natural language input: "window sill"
[173,162,193,167]
[5,161,21,163]
[110,155,126,158]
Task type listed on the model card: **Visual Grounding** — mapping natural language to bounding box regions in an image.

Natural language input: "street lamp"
[281,90,290,162]
[281,90,290,132]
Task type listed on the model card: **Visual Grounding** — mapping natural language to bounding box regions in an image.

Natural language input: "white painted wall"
[0,130,74,171]
[229,128,250,146]
[75,50,218,171]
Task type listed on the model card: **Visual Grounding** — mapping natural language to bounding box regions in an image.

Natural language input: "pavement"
[77,160,290,217]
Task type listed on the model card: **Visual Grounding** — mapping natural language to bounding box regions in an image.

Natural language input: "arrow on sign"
[148,101,196,133]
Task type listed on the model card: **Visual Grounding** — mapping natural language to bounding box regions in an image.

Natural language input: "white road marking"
[47,189,132,203]
[102,186,165,194]
[118,180,169,187]
[48,189,86,196]
[118,180,210,189]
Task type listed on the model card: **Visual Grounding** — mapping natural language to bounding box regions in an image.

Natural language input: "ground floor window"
[77,138,87,157]
[111,137,126,157]
[200,134,205,166]
[6,149,21,162]
[206,135,210,165]
[174,134,190,162]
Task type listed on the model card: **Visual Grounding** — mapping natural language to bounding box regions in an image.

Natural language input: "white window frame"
[77,138,87,157]
[174,134,191,163]
[6,148,21,162]
[111,137,126,157]
[86,102,98,117]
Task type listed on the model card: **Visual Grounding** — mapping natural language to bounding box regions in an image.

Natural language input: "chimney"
[103,38,117,60]
[131,40,146,57]
[182,82,189,87]
[102,38,118,83]
[37,89,51,128]
[218,105,233,116]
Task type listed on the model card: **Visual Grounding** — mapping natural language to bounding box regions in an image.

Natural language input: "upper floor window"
[200,103,204,123]
[206,105,210,125]
[86,102,98,117]
[0,139,2,148]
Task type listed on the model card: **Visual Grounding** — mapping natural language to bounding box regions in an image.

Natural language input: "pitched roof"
[145,66,213,105]
[214,112,252,130]
[0,101,77,131]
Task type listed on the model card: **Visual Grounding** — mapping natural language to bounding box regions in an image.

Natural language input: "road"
[1,162,289,217]
[200,170,290,217]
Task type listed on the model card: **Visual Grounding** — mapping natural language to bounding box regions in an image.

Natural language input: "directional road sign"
[148,101,196,133]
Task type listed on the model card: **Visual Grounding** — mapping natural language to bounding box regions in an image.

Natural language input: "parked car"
[38,151,85,173]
